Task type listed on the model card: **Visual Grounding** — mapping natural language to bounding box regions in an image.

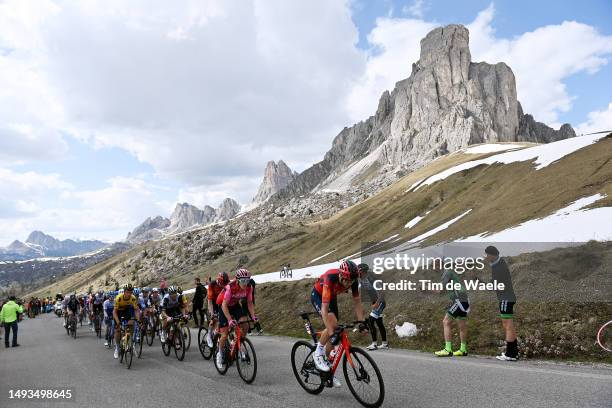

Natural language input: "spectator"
[1,295,24,348]
[358,263,388,350]
[192,277,206,327]
[484,246,519,361]
[247,278,263,335]
[159,277,168,296]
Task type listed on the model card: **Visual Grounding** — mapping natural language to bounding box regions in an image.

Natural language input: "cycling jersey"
[114,294,138,311]
[137,294,148,310]
[103,299,114,319]
[218,280,252,307]
[208,282,224,302]
[67,298,79,312]
[92,294,104,305]
[147,294,162,308]
[162,294,184,316]
[314,269,359,304]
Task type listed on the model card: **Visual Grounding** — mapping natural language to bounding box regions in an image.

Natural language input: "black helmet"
[358,263,369,274]
[123,283,134,292]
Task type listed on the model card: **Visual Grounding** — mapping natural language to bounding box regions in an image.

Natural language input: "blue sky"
[0,0,611,245]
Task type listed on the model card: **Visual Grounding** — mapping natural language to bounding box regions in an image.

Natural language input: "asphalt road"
[1,314,611,408]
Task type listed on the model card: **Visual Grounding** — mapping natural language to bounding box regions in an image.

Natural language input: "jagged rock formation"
[0,231,107,261]
[276,24,575,198]
[126,216,171,244]
[253,160,298,203]
[169,203,216,233]
[127,199,242,244]
[216,198,241,221]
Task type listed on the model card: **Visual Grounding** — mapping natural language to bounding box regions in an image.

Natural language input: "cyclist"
[138,288,150,311]
[311,260,366,373]
[91,290,104,330]
[103,292,115,347]
[216,268,258,369]
[65,293,80,330]
[206,272,229,347]
[160,286,188,343]
[113,284,140,359]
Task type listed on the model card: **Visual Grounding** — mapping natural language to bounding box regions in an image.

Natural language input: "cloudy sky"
[1,0,611,245]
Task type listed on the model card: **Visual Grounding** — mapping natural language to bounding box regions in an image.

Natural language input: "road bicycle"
[178,314,192,351]
[67,313,78,339]
[291,312,385,408]
[93,309,103,338]
[597,320,612,352]
[213,318,257,384]
[118,318,138,369]
[198,314,218,360]
[161,316,186,361]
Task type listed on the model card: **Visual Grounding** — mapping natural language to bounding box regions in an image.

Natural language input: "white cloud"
[0,0,364,184]
[576,103,612,135]
[0,172,167,245]
[402,0,425,19]
[347,3,612,126]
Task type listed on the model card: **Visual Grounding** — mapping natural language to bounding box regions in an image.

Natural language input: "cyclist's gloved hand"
[252,315,258,322]
[229,319,237,328]
[358,322,369,333]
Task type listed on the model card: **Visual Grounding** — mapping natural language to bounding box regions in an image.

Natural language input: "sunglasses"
[238,278,250,285]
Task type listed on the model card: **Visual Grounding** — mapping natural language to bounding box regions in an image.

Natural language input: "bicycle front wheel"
[174,329,185,361]
[236,337,257,384]
[342,347,385,408]
[290,340,324,395]
[125,336,134,369]
[161,331,171,356]
[146,320,155,346]
[182,325,191,351]
[198,327,213,360]
[597,320,612,352]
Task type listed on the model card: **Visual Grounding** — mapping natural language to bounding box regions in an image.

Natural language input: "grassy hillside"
[29,135,612,298]
[256,241,612,362]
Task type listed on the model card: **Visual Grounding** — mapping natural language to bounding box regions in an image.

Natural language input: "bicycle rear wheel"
[236,337,257,384]
[597,320,612,352]
[137,326,144,358]
[342,347,385,408]
[174,329,185,361]
[214,340,230,375]
[291,340,324,394]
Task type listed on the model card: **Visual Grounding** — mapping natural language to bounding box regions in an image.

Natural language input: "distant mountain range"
[0,231,108,262]
[126,198,242,244]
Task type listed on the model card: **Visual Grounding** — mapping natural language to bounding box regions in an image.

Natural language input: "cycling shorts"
[499,301,515,319]
[218,303,248,328]
[310,288,339,319]
[447,300,470,320]
[370,301,386,319]
[116,306,135,322]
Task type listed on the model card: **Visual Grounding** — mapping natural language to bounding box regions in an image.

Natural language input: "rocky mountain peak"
[253,160,298,203]
[169,203,216,232]
[274,23,575,200]
[26,230,59,248]
[216,198,241,221]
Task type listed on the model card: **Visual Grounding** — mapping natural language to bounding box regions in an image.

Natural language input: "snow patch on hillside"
[320,144,385,193]
[463,143,527,154]
[460,194,611,242]
[415,134,606,191]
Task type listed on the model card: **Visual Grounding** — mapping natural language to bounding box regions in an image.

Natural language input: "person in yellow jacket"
[1,295,24,348]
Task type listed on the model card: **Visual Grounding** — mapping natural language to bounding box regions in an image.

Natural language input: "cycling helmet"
[123,283,134,291]
[143,287,151,292]
[168,286,177,294]
[118,289,124,295]
[97,289,104,295]
[358,263,369,274]
[152,287,159,293]
[177,286,183,294]
[339,260,359,280]
[217,272,230,286]
[236,268,251,280]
